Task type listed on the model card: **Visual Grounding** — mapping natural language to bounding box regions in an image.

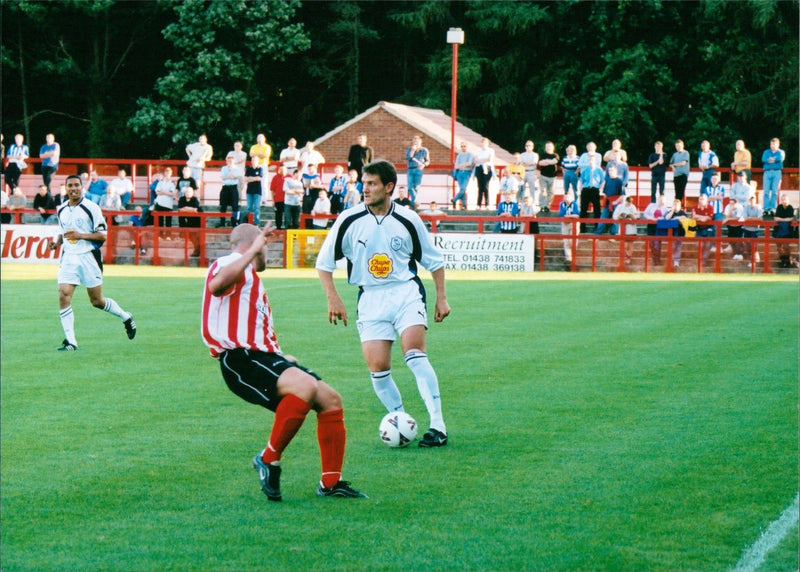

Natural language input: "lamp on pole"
[447,27,464,201]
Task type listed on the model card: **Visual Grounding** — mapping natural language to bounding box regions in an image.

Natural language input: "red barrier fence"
[4,208,797,273]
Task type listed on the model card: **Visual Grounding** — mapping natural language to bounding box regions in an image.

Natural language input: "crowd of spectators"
[1,130,796,268]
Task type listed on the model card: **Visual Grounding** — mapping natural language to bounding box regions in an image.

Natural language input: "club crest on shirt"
[368,253,392,278]
[390,236,403,251]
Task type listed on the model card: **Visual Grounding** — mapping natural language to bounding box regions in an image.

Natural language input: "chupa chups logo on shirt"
[368,253,392,278]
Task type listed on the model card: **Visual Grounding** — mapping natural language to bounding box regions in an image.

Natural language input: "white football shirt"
[315,202,444,287]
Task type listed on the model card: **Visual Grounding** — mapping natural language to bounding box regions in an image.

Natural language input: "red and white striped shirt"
[201,252,281,358]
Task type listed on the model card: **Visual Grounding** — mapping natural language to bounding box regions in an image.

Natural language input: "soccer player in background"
[316,159,451,448]
[48,174,136,351]
[201,223,366,501]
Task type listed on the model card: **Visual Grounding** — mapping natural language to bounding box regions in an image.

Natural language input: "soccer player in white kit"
[48,174,136,350]
[316,159,451,447]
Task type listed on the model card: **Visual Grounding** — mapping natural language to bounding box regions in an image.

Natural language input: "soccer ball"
[379,411,418,448]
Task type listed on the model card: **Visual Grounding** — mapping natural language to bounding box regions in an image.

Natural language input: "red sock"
[262,394,311,464]
[317,408,346,488]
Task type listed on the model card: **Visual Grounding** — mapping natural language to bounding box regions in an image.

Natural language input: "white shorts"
[356,280,428,342]
[58,251,103,288]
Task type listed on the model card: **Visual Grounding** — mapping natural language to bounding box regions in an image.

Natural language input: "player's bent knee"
[277,367,319,403]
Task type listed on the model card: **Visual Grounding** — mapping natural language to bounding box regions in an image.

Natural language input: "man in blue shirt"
[579,155,604,233]
[405,135,429,206]
[595,163,625,235]
[39,133,60,191]
[558,190,580,264]
[761,138,785,216]
[86,171,108,205]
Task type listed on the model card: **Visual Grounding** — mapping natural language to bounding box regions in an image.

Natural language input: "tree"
[128,0,310,157]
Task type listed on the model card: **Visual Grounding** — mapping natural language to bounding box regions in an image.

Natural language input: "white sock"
[102,298,131,321]
[404,350,446,434]
[60,306,77,346]
[370,370,404,412]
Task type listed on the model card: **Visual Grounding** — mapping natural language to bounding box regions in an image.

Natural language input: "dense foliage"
[2,0,797,166]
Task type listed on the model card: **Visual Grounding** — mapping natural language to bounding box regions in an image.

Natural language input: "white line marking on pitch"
[732,492,799,572]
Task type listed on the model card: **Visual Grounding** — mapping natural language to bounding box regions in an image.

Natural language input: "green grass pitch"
[1,264,797,572]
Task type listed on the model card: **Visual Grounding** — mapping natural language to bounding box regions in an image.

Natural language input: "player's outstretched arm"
[317,269,348,326]
[208,223,275,295]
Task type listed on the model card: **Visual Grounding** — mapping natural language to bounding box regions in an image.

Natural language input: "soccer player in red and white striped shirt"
[202,223,365,501]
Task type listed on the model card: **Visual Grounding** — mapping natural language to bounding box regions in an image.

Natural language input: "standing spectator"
[604,152,629,190]
[299,141,325,175]
[249,133,272,170]
[603,139,628,164]
[311,190,332,229]
[473,137,495,210]
[226,141,248,195]
[693,193,715,265]
[109,168,134,207]
[451,141,474,210]
[47,174,136,351]
[148,172,163,204]
[508,152,526,202]
[6,134,29,192]
[774,193,796,268]
[724,198,746,261]
[697,140,719,197]
[664,199,688,268]
[648,141,668,202]
[742,195,764,262]
[347,169,363,196]
[269,163,287,229]
[347,134,373,181]
[316,159,451,448]
[559,190,580,264]
[405,135,429,206]
[519,140,539,207]
[39,133,60,190]
[33,184,56,224]
[86,171,108,205]
[176,165,198,199]
[669,139,690,202]
[202,223,366,500]
[248,134,271,199]
[612,196,639,265]
[301,163,325,228]
[730,139,752,184]
[278,137,300,171]
[561,145,580,203]
[761,138,784,216]
[186,134,213,198]
[219,157,240,227]
[327,165,348,215]
[579,154,604,233]
[496,191,520,234]
[282,169,303,230]
[153,166,177,234]
[595,163,625,236]
[244,159,264,226]
[578,141,602,173]
[178,186,202,256]
[537,141,559,213]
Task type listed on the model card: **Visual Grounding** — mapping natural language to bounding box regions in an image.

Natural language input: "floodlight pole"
[447,28,464,203]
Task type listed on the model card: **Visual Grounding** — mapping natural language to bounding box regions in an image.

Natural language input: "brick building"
[313,101,514,168]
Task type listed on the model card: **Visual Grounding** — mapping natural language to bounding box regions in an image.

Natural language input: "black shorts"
[218,348,319,412]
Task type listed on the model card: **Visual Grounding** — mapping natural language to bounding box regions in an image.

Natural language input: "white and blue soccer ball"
[379,411,418,448]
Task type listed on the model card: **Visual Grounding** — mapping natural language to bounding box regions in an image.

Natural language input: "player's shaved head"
[231,224,260,250]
